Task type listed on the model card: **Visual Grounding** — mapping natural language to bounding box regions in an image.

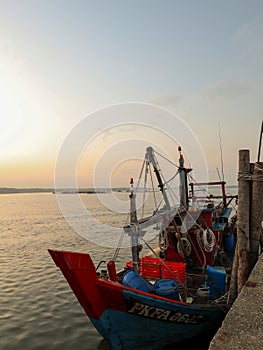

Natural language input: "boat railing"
[189,181,237,208]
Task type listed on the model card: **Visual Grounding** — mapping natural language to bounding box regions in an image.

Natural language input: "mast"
[145,147,171,210]
[129,177,140,272]
[127,146,190,271]
[178,146,191,209]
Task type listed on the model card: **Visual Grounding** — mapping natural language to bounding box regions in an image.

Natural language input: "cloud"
[0,38,26,74]
[195,79,258,102]
[235,13,263,65]
[149,94,192,116]
[127,63,140,72]
[150,79,263,112]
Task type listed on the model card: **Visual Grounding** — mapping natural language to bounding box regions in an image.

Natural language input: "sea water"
[0,189,237,350]
[0,192,128,350]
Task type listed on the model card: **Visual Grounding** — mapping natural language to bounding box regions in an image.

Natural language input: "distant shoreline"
[0,188,130,194]
[0,188,54,194]
[0,185,237,195]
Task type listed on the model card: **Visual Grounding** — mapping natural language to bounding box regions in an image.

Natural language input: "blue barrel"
[122,270,153,292]
[223,234,235,253]
[153,278,179,300]
[205,265,226,300]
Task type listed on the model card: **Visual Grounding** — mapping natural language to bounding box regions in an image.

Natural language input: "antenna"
[257,121,263,162]
[218,122,225,181]
[216,167,222,182]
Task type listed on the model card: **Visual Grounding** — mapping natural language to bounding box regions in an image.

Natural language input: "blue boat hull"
[48,250,226,350]
[91,289,225,350]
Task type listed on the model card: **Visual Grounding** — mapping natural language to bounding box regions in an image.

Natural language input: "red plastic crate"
[125,258,162,278]
[126,257,186,283]
[161,261,186,283]
[140,257,186,283]
[140,257,162,279]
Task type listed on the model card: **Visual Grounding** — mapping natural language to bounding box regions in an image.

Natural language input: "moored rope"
[238,171,263,182]
[141,238,185,287]
[177,237,192,257]
[196,228,216,253]
[159,228,169,252]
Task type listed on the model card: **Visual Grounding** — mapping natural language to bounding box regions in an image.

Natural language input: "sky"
[1,0,263,188]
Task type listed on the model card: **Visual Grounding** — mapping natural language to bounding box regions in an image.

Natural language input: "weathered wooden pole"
[228,150,251,306]
[237,149,251,294]
[249,161,263,270]
[227,248,238,308]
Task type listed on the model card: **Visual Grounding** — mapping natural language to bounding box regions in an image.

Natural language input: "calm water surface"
[1,191,236,349]
[0,193,131,350]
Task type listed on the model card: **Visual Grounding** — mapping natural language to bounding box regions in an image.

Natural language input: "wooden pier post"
[249,161,263,270]
[228,150,251,306]
[227,249,238,308]
[237,150,251,294]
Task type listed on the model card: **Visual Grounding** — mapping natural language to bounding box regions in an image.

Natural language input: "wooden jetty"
[210,143,263,349]
[228,149,263,305]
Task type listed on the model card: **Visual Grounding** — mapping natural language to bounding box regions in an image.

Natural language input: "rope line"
[141,238,185,286]
[237,171,263,182]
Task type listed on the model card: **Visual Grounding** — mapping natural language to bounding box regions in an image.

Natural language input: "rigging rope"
[196,228,216,252]
[112,212,131,262]
[188,174,209,198]
[159,228,169,252]
[154,148,192,169]
[238,170,263,182]
[153,149,180,168]
[141,160,148,218]
[149,164,158,208]
[141,237,185,286]
[133,147,181,221]
[112,229,125,262]
[177,238,192,257]
[135,159,146,192]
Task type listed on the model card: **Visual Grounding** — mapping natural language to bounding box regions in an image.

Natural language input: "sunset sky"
[1,1,263,188]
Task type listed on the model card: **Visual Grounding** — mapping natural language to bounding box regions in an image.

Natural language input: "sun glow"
[0,47,37,155]
[1,81,29,150]
[0,54,60,187]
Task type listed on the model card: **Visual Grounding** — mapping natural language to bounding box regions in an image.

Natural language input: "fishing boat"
[49,146,237,350]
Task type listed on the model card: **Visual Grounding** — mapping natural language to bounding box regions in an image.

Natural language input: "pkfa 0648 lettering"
[128,301,204,324]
